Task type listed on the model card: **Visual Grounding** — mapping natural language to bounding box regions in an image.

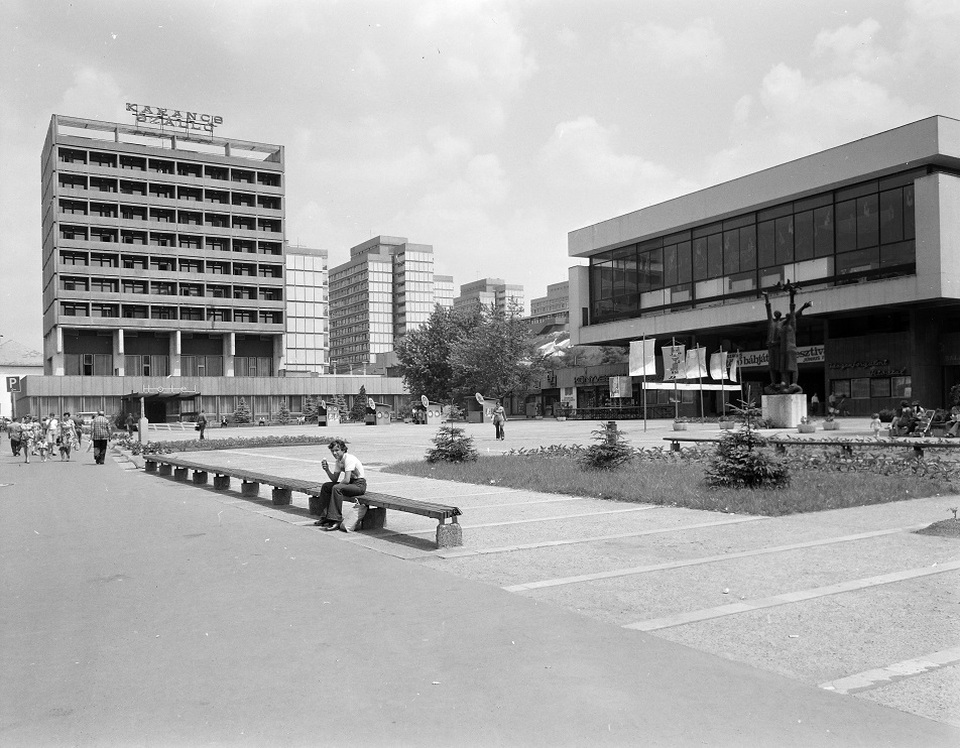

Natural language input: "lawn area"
[386,451,958,516]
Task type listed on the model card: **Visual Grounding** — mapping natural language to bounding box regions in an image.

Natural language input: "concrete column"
[271,487,292,505]
[158,463,172,476]
[169,331,181,376]
[213,475,230,490]
[436,521,463,548]
[224,333,235,377]
[192,471,208,485]
[114,329,126,376]
[240,481,260,497]
[174,467,188,481]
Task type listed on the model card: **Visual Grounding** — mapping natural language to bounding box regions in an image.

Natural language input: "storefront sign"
[126,103,223,134]
[737,345,825,369]
[574,374,610,386]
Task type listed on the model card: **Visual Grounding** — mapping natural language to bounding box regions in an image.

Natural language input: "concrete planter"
[673,422,688,431]
[797,423,817,434]
[822,421,839,430]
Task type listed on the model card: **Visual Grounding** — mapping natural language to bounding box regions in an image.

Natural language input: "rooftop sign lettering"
[126,103,223,134]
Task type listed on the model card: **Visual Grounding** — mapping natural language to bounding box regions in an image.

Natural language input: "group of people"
[6,412,81,463]
[889,400,933,436]
[4,410,113,464]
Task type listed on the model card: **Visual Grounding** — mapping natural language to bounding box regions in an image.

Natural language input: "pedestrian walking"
[21,416,37,464]
[492,400,507,441]
[196,409,207,440]
[90,410,111,465]
[60,412,78,461]
[125,413,136,437]
[8,417,23,456]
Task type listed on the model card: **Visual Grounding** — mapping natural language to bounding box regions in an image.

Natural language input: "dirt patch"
[915,519,960,539]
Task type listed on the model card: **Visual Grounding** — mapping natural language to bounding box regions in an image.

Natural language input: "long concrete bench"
[143,454,463,548]
[663,434,960,458]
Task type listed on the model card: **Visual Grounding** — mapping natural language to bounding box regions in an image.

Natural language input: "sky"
[2,0,958,350]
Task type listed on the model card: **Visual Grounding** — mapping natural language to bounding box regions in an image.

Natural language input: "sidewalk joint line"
[623,560,960,631]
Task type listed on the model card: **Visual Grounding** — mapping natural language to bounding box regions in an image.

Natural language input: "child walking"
[869,413,882,438]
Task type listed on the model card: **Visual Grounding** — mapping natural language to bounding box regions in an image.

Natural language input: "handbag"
[194,423,201,431]
[343,502,368,533]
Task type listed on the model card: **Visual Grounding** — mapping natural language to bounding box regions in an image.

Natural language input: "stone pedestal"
[174,467,188,481]
[762,393,806,428]
[240,481,260,498]
[272,487,292,506]
[144,460,157,473]
[213,475,231,490]
[436,521,463,548]
[360,506,387,530]
[192,470,208,485]
[158,463,172,476]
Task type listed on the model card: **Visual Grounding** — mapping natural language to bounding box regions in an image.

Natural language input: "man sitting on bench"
[314,439,367,532]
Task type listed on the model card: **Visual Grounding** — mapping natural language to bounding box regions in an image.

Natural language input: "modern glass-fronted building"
[568,116,960,414]
[284,245,329,373]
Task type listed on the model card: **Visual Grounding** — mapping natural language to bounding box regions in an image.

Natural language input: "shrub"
[277,401,291,425]
[704,400,790,489]
[425,424,478,463]
[234,397,252,424]
[579,422,633,470]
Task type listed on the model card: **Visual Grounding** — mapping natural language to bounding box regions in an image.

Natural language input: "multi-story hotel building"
[284,245,329,373]
[17,113,407,424]
[453,278,525,315]
[565,116,960,415]
[328,236,448,369]
[42,114,286,381]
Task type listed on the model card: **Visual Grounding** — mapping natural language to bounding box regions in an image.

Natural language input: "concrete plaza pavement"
[2,420,958,746]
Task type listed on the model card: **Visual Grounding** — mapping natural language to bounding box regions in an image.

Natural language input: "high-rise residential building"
[284,245,329,373]
[453,278,525,315]
[434,274,455,309]
[328,236,445,369]
[528,281,570,330]
[41,113,286,380]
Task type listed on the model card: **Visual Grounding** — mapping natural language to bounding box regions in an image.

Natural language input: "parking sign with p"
[5,376,21,392]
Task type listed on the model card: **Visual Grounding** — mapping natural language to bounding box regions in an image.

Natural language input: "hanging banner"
[709,351,727,381]
[609,376,632,399]
[728,354,739,384]
[684,347,707,379]
[662,344,686,381]
[629,339,657,377]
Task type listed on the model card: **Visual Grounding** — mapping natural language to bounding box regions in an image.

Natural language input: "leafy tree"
[350,385,369,422]
[448,302,546,403]
[233,397,251,424]
[395,305,471,404]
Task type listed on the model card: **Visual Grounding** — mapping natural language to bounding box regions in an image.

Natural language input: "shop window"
[870,378,892,398]
[892,376,912,398]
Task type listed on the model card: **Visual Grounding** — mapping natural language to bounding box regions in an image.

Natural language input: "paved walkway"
[2,421,958,746]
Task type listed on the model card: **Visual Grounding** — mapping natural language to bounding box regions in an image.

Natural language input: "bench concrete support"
[174,467,189,481]
[240,481,260,498]
[158,463,172,476]
[144,460,157,473]
[213,475,230,490]
[271,487,292,506]
[436,520,463,548]
[360,506,387,530]
[192,470,208,485]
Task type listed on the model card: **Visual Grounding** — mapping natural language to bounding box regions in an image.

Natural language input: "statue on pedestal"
[762,282,812,393]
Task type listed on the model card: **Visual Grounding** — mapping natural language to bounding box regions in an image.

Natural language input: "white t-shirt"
[338,453,365,483]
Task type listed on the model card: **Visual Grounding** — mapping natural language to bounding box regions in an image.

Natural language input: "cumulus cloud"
[813,18,894,76]
[619,18,725,73]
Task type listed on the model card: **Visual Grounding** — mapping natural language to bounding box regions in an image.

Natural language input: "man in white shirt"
[314,439,367,531]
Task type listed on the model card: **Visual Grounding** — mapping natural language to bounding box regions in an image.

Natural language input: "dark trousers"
[10,438,21,456]
[93,439,108,464]
[319,479,367,522]
[198,426,206,440]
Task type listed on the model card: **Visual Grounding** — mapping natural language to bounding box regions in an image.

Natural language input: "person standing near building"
[810,393,820,416]
[90,410,111,465]
[492,400,507,441]
[196,409,207,440]
[21,416,37,464]
[125,413,136,437]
